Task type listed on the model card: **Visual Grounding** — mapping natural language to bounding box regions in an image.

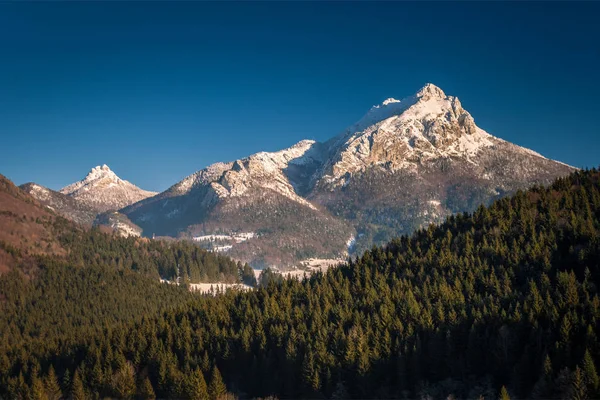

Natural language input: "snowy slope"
[168,140,326,208]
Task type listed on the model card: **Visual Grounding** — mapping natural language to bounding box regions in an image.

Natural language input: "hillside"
[0,171,262,400]
[0,174,72,274]
[20,182,99,226]
[2,168,599,399]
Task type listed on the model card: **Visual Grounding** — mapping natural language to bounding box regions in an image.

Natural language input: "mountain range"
[21,84,575,268]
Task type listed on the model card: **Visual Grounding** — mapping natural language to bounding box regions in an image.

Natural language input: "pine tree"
[71,369,86,400]
[184,368,208,400]
[31,375,49,400]
[138,376,156,400]
[582,350,599,393]
[499,385,510,400]
[571,366,589,400]
[44,366,62,400]
[208,366,227,400]
[201,351,211,373]
[61,369,71,395]
[111,362,136,399]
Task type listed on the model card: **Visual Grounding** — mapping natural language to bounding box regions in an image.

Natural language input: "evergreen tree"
[44,366,62,400]
[111,362,136,399]
[31,375,49,400]
[61,369,71,395]
[498,385,510,400]
[582,350,599,393]
[138,376,156,400]
[208,366,227,400]
[571,366,589,400]
[184,368,209,400]
[70,370,86,400]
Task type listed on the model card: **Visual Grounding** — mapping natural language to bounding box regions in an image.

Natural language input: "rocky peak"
[83,164,119,182]
[416,83,446,100]
[319,84,498,183]
[59,165,157,212]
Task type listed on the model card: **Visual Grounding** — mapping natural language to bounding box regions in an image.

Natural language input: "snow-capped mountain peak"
[416,83,446,99]
[59,165,157,212]
[79,164,121,184]
[320,84,515,182]
[348,83,447,134]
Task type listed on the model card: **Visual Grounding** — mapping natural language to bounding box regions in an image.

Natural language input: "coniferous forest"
[1,168,600,399]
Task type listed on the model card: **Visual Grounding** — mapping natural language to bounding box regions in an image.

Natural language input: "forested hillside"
[2,168,599,399]
[0,174,254,399]
[1,173,248,284]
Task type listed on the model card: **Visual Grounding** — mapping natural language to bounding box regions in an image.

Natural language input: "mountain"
[59,164,157,213]
[19,182,99,226]
[309,83,576,254]
[121,141,352,268]
[20,165,153,237]
[122,84,575,268]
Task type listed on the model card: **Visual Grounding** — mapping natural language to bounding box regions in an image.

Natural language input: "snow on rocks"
[164,140,324,210]
[319,83,503,184]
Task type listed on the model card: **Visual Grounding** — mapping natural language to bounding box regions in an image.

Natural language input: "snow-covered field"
[188,282,253,295]
[213,245,233,252]
[193,232,255,243]
[193,234,231,242]
[277,258,344,279]
[192,232,257,253]
[158,257,343,296]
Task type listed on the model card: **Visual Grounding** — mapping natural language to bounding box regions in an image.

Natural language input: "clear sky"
[1,2,598,192]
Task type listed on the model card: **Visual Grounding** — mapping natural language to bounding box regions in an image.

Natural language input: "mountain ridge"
[118,83,575,267]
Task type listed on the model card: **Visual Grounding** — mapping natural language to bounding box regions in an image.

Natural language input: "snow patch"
[189,282,253,295]
[193,232,255,243]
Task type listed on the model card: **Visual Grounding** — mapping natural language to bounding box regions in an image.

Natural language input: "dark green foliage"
[582,350,599,397]
[185,368,209,400]
[1,168,600,399]
[43,366,62,400]
[57,225,244,284]
[110,362,136,399]
[70,370,85,400]
[208,366,227,400]
[258,268,284,288]
[240,262,258,287]
[138,376,156,400]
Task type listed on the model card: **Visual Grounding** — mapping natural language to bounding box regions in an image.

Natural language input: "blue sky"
[1,2,598,192]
